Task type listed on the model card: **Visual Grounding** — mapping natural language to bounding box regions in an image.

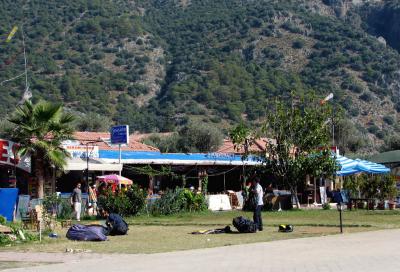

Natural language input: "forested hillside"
[0,0,399,152]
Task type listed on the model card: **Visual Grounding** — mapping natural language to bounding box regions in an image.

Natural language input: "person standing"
[71,182,82,221]
[88,183,98,216]
[251,177,264,231]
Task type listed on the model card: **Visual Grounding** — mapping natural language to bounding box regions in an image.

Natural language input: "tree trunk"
[34,156,45,198]
[36,166,45,199]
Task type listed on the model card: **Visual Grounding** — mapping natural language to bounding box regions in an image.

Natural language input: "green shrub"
[292,39,305,49]
[126,184,147,216]
[43,193,61,215]
[183,189,208,212]
[0,233,12,246]
[383,115,394,125]
[376,130,385,139]
[0,216,6,225]
[368,125,379,134]
[58,199,73,219]
[149,188,187,216]
[98,190,132,216]
[98,185,147,216]
[360,93,372,102]
[322,203,331,210]
[149,188,207,216]
[0,222,39,246]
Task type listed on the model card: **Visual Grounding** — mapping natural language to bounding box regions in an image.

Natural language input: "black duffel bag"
[232,216,257,233]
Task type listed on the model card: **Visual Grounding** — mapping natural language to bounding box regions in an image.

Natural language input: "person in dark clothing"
[102,210,129,235]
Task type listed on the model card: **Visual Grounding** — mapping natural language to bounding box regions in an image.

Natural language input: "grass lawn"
[1,209,399,254]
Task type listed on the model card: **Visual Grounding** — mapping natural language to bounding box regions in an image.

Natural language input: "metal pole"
[86,143,89,186]
[118,144,122,175]
[332,104,335,148]
[21,25,29,92]
[339,208,343,233]
[118,144,122,190]
[223,173,226,192]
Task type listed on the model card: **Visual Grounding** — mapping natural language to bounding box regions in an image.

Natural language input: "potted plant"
[360,174,379,210]
[388,201,396,210]
[347,201,353,210]
[381,175,398,210]
[343,175,361,210]
[368,200,376,210]
[357,201,366,209]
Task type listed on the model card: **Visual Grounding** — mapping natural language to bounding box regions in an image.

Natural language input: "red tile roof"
[130,132,174,141]
[216,138,299,156]
[73,132,159,152]
[216,138,271,154]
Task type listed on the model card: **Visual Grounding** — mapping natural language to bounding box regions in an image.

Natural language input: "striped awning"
[336,155,360,176]
[354,159,391,174]
[335,155,390,176]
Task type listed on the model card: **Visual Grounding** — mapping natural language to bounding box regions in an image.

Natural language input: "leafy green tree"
[381,135,400,151]
[142,134,180,153]
[75,113,112,132]
[177,121,223,153]
[8,100,75,198]
[231,95,337,208]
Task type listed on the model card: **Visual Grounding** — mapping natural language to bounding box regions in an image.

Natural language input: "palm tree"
[8,100,75,198]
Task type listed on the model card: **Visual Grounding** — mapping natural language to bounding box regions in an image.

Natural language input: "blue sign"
[111,125,129,144]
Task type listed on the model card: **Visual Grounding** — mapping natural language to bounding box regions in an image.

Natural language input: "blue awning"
[99,150,261,166]
[336,155,360,176]
[354,159,391,174]
[335,155,390,176]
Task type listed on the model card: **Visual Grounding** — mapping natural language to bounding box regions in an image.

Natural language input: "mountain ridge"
[0,0,399,153]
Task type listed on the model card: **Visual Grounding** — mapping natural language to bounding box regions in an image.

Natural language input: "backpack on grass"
[278,224,294,233]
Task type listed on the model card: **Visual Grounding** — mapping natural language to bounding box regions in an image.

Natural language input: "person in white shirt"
[251,177,264,231]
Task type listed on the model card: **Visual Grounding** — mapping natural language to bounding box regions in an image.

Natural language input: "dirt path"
[2,229,400,272]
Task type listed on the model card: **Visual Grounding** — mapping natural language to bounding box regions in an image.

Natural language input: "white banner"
[0,139,31,173]
[62,145,99,159]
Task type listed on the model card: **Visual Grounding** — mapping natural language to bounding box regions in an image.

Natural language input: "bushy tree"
[381,135,400,151]
[231,94,337,208]
[75,113,112,132]
[177,122,223,153]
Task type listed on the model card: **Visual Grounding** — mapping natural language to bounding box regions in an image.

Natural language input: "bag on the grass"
[278,224,294,233]
[107,213,129,235]
[66,224,108,241]
[232,216,257,233]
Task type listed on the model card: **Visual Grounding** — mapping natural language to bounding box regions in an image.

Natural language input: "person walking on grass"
[71,182,82,221]
[251,177,264,231]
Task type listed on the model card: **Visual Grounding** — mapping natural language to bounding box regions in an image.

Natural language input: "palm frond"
[33,101,62,124]
[45,149,68,169]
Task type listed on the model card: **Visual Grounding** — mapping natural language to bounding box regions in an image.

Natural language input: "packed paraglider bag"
[232,216,257,233]
[66,224,108,241]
